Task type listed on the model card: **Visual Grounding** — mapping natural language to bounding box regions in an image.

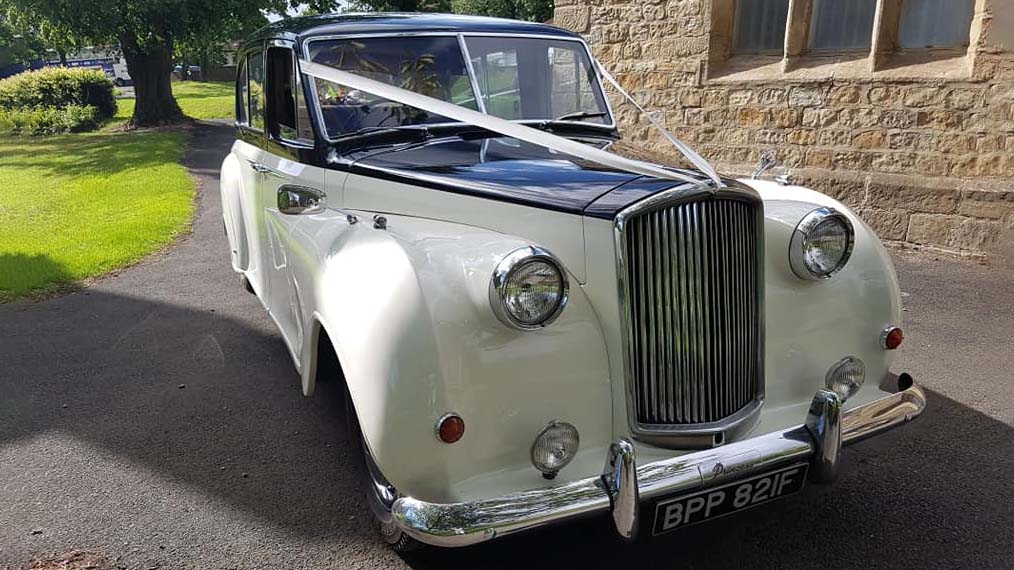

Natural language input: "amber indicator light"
[437,414,465,443]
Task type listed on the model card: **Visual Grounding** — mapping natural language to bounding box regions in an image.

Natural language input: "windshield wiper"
[330,125,432,153]
[551,111,609,122]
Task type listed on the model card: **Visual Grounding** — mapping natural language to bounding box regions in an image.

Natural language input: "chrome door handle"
[248,160,285,178]
[278,185,326,215]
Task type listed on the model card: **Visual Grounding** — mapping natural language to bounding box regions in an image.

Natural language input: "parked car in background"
[220,13,926,551]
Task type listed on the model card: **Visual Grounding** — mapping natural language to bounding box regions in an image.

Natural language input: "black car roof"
[245,12,581,47]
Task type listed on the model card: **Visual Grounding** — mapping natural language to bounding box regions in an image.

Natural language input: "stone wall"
[556,0,1014,258]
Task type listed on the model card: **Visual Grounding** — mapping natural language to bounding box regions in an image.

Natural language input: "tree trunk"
[58,50,67,66]
[120,35,184,127]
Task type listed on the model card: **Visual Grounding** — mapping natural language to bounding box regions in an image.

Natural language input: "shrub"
[0,105,101,136]
[0,67,117,120]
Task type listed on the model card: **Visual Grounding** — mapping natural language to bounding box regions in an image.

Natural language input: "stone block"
[916,110,965,130]
[818,129,851,146]
[702,88,728,106]
[555,5,591,32]
[946,88,983,110]
[936,133,976,154]
[907,214,963,246]
[833,151,873,170]
[889,131,936,151]
[958,189,1014,220]
[915,154,950,177]
[903,86,945,107]
[868,86,902,106]
[853,129,887,149]
[788,86,824,107]
[736,106,769,127]
[867,177,959,214]
[729,89,754,105]
[805,149,833,169]
[829,85,862,105]
[771,108,802,128]
[872,152,918,174]
[754,129,786,144]
[880,110,915,129]
[856,208,910,241]
[756,88,787,105]
[787,128,817,145]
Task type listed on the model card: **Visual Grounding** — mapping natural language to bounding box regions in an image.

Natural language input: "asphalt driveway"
[2,122,1012,569]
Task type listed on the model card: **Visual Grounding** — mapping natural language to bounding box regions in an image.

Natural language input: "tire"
[114,78,125,87]
[343,385,421,552]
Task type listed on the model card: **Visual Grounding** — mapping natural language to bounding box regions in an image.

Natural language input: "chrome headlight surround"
[789,207,855,280]
[489,246,569,330]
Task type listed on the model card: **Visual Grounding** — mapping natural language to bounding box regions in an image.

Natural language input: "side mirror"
[278,185,326,215]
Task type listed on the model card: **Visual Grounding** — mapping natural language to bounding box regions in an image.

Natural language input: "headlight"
[489,246,569,330]
[530,421,580,478]
[826,356,865,402]
[789,207,855,280]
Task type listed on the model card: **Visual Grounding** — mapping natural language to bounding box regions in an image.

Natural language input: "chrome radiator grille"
[618,197,761,428]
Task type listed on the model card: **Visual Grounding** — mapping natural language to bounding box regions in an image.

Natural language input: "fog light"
[530,421,579,479]
[882,326,904,350]
[826,357,865,402]
[435,413,465,444]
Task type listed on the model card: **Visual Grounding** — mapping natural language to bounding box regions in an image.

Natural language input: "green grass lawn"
[114,80,234,122]
[0,130,195,301]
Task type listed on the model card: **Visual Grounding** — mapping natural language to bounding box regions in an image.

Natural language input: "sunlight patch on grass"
[0,130,195,300]
[114,81,234,123]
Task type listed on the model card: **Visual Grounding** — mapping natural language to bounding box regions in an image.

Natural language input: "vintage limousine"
[220,13,926,550]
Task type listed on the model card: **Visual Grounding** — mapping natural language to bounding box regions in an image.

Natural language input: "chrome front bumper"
[392,380,927,548]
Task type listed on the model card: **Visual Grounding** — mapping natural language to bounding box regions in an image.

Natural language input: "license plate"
[652,463,808,536]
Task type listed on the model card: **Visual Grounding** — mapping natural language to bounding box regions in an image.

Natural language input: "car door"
[255,41,327,356]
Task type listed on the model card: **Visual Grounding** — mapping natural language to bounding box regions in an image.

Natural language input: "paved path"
[2,122,1012,569]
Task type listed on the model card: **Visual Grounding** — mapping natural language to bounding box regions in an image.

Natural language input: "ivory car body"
[221,13,926,549]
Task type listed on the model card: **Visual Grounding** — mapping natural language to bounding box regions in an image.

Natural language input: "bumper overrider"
[392,376,927,547]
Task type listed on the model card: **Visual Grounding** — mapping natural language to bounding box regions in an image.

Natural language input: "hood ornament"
[753,150,777,180]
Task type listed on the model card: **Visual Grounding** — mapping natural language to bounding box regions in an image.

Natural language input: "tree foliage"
[451,0,554,22]
[3,0,299,125]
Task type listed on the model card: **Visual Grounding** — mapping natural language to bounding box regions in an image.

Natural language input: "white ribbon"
[595,64,723,187]
[299,60,708,187]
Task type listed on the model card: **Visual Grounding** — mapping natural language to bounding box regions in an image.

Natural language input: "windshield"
[306,35,611,139]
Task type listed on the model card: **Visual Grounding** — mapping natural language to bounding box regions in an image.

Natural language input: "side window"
[809,0,877,51]
[899,0,975,48]
[267,47,298,140]
[248,52,265,131]
[733,0,790,53]
[236,59,249,125]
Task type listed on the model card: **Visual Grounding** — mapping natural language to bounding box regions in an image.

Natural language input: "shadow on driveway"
[1,122,1012,569]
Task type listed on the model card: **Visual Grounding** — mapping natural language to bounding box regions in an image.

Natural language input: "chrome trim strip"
[392,382,927,548]
[613,184,766,447]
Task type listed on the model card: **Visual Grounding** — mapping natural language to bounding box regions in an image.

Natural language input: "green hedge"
[0,105,101,136]
[0,67,117,121]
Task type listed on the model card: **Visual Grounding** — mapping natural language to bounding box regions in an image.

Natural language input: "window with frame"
[236,59,249,125]
[809,0,878,51]
[899,0,975,49]
[715,0,979,75]
[248,51,265,131]
[733,0,790,53]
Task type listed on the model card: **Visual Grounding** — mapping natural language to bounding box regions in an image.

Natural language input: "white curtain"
[900,0,975,48]
[809,0,877,51]
[734,0,790,53]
